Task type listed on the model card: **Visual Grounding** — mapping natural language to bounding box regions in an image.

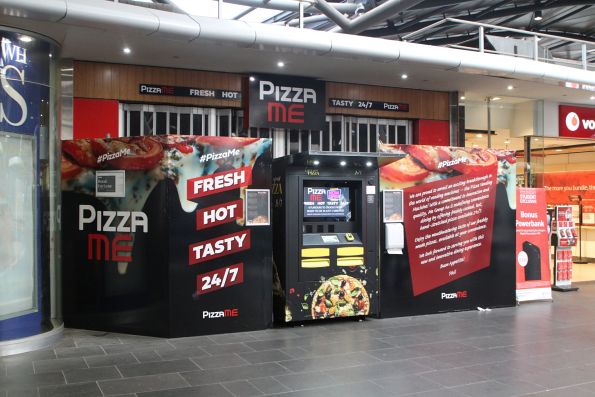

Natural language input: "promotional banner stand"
[552,205,579,293]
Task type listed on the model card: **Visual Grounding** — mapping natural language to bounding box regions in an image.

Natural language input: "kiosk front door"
[273,153,378,323]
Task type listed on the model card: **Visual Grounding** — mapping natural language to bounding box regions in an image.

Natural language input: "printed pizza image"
[311,275,369,319]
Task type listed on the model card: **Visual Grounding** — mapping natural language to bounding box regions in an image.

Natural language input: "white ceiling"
[3,12,595,106]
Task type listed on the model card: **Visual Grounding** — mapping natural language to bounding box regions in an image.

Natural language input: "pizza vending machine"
[272,153,379,323]
[552,205,579,292]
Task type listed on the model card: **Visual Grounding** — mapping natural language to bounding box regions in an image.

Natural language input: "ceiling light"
[460,96,466,100]
[313,160,320,166]
[131,0,153,2]
[555,149,563,152]
[123,47,131,54]
[534,10,543,21]
[49,53,53,58]
[340,160,346,166]
[19,35,33,43]
[504,140,511,144]
[507,85,514,90]
[366,161,373,167]
[472,144,479,148]
[534,138,540,141]
[249,76,255,82]
[401,74,408,79]
[476,134,483,138]
[590,96,595,100]
[277,61,285,68]
[492,97,501,101]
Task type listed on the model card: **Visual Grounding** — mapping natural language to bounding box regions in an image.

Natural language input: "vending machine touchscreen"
[273,153,378,323]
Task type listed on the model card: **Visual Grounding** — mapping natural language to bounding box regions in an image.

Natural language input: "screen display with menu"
[303,187,351,220]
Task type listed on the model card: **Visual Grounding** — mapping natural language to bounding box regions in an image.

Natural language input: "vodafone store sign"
[559,105,595,138]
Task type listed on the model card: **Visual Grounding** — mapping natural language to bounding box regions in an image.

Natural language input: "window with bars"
[121,104,240,137]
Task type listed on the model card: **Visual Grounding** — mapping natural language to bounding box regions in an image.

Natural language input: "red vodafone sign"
[559,105,595,138]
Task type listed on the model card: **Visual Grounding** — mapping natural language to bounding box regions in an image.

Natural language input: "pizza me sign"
[559,105,595,139]
[248,74,326,130]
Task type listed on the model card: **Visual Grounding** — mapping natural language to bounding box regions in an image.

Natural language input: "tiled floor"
[4,284,595,396]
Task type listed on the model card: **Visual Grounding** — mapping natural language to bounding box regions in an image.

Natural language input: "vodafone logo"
[565,112,580,132]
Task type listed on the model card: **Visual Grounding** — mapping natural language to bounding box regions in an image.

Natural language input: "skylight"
[170,0,283,22]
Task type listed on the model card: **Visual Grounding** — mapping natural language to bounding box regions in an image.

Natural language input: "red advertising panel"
[559,105,595,138]
[543,171,595,205]
[379,145,517,300]
[515,188,551,301]
[196,199,244,230]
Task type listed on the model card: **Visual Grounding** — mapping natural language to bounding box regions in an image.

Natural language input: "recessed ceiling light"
[534,10,543,21]
[49,53,53,58]
[19,35,33,43]
[534,138,540,141]
[504,140,511,144]
[460,96,466,100]
[277,61,285,68]
[590,96,595,100]
[249,76,255,82]
[507,85,514,90]
[123,47,131,54]
[555,149,563,152]
[476,134,483,138]
[401,74,408,79]
[340,160,346,166]
[313,160,320,166]
[366,161,373,167]
[492,97,501,101]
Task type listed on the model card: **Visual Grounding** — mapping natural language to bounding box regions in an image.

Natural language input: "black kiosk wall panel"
[378,145,516,317]
[62,136,272,337]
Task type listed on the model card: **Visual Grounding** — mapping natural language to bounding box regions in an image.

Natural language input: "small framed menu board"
[383,189,403,223]
[96,170,125,198]
[245,189,271,226]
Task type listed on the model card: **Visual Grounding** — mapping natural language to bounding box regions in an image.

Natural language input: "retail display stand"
[552,205,579,292]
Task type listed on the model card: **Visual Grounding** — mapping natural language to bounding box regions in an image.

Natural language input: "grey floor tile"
[324,360,432,383]
[0,373,65,392]
[248,377,291,395]
[54,346,105,359]
[408,388,467,397]
[222,380,264,397]
[33,358,87,374]
[209,333,258,345]
[451,380,546,397]
[103,342,174,355]
[98,373,189,396]
[117,359,198,377]
[132,350,163,363]
[6,389,39,397]
[84,352,139,367]
[0,350,56,364]
[367,347,426,361]
[277,351,379,373]
[202,343,255,355]
[166,336,213,349]
[38,381,102,397]
[156,346,209,361]
[4,361,34,376]
[137,384,234,397]
[521,385,595,397]
[372,374,443,395]
[63,365,121,383]
[420,367,487,388]
[268,380,394,397]
[181,363,288,386]
[273,371,338,391]
[238,350,293,364]
[191,354,249,370]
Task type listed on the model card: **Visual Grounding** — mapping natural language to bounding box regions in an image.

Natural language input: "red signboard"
[515,188,551,295]
[559,105,595,138]
[542,171,595,204]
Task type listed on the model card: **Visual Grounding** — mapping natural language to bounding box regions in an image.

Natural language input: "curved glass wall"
[0,28,61,355]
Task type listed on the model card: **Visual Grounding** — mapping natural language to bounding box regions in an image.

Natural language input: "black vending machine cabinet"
[272,153,379,323]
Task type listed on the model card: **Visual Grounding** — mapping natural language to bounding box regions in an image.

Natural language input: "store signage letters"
[0,38,28,127]
[329,98,410,112]
[249,74,326,130]
[559,105,595,138]
[139,84,241,100]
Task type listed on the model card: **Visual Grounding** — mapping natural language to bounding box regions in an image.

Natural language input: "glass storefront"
[0,28,62,355]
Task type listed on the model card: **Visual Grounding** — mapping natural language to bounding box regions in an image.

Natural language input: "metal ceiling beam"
[219,0,358,13]
[331,0,427,34]
[312,0,351,30]
[534,4,592,29]
[360,0,594,37]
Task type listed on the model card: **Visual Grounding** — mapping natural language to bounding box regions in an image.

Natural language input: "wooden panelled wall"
[73,61,243,108]
[74,61,449,120]
[326,82,449,120]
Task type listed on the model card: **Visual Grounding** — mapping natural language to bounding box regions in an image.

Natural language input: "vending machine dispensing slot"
[272,153,379,323]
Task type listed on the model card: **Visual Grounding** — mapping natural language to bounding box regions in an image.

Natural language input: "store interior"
[463,94,595,282]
